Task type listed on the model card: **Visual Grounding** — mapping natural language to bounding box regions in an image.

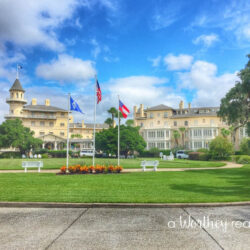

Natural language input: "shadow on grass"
[170,165,250,200]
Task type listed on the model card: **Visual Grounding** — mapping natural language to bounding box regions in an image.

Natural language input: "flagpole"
[118,95,120,166]
[66,93,70,172]
[93,75,97,166]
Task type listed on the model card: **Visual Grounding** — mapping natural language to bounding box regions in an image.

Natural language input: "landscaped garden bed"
[57,164,123,175]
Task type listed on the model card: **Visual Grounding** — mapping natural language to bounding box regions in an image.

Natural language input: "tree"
[178,127,186,148]
[220,128,231,138]
[96,125,146,157]
[240,138,250,155]
[209,136,234,160]
[104,118,113,128]
[218,55,250,143]
[172,130,180,147]
[108,107,118,124]
[125,119,134,127]
[0,119,42,154]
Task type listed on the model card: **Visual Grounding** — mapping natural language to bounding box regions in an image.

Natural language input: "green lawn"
[0,158,225,170]
[0,164,249,203]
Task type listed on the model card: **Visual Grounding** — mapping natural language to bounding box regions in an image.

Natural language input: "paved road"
[0,206,249,250]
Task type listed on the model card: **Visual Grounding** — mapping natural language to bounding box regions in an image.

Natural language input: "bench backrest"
[141,160,159,166]
[22,161,43,168]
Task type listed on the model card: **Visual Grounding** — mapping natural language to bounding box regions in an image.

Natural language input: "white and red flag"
[119,100,130,118]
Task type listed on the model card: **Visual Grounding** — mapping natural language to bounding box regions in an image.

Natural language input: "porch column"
[54,141,57,150]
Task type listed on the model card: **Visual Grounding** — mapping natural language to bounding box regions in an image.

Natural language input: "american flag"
[96,80,102,104]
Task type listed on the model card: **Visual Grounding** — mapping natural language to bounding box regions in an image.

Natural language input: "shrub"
[88,166,94,173]
[197,148,209,153]
[237,155,250,164]
[95,165,105,174]
[188,152,201,160]
[48,150,73,158]
[0,152,21,158]
[240,138,250,155]
[209,136,234,160]
[198,153,211,161]
[235,151,243,155]
[34,149,48,154]
[68,166,75,173]
[107,165,115,173]
[41,153,49,158]
[75,164,81,173]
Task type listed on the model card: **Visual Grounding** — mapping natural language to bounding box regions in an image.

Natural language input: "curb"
[0,201,250,208]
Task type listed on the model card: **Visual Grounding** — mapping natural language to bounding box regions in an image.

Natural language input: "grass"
[0,164,249,203]
[0,158,225,170]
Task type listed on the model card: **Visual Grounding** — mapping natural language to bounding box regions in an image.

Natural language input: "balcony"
[6,98,27,104]
[24,114,57,120]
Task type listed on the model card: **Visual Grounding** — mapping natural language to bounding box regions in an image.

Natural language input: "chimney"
[45,99,50,106]
[179,100,184,110]
[188,102,191,109]
[140,104,144,117]
[133,106,138,119]
[31,98,37,105]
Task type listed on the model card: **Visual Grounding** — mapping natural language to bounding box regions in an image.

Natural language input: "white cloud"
[190,0,250,42]
[148,56,162,67]
[0,82,11,123]
[36,54,96,83]
[106,76,185,116]
[0,0,81,51]
[179,60,239,106]
[164,54,193,71]
[90,39,101,59]
[193,34,219,47]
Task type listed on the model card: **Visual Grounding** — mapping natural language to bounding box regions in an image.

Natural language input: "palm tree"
[108,107,118,124]
[172,130,180,147]
[104,118,113,128]
[178,127,186,148]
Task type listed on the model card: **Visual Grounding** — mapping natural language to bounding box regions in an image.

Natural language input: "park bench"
[22,161,43,173]
[140,160,159,172]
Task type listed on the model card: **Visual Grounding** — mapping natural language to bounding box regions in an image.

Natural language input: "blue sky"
[0,0,249,123]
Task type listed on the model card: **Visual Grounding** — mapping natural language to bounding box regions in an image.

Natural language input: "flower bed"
[58,165,123,175]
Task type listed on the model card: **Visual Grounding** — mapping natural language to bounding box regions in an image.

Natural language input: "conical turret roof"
[9,79,25,92]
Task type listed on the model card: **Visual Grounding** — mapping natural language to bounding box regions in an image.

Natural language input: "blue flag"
[70,96,83,114]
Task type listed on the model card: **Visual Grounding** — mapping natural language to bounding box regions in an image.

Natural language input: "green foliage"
[209,136,234,160]
[0,119,42,154]
[41,153,49,159]
[220,128,231,138]
[172,130,180,147]
[96,125,146,157]
[104,118,113,128]
[47,150,73,158]
[197,148,209,153]
[125,119,134,127]
[237,155,250,164]
[218,55,250,137]
[240,138,250,155]
[0,152,21,158]
[71,134,82,138]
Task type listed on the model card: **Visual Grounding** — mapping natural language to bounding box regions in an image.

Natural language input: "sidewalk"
[0,161,243,173]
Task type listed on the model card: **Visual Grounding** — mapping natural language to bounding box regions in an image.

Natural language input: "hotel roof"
[23,105,67,112]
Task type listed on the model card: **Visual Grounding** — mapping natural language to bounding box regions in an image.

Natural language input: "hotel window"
[184,121,188,126]
[164,112,168,118]
[157,121,160,125]
[174,121,177,126]
[49,132,53,135]
[157,130,164,138]
[150,122,154,127]
[40,121,45,127]
[140,122,144,127]
[164,121,168,127]
[157,142,165,149]
[150,113,154,118]
[210,119,214,125]
[16,93,18,98]
[194,141,202,149]
[49,122,54,127]
[166,141,170,149]
[11,110,13,114]
[157,113,160,117]
[194,120,198,125]
[61,113,65,117]
[148,142,156,149]
[31,121,35,126]
[39,131,45,136]
[203,129,212,137]
[193,129,202,137]
[166,130,170,138]
[60,132,65,136]
[148,131,156,138]
[203,119,206,123]
[60,123,65,127]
